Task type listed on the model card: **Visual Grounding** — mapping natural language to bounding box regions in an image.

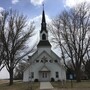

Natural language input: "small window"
[49,60,53,63]
[36,60,39,62]
[31,72,34,78]
[55,60,58,63]
[56,72,59,78]
[42,34,46,40]
[41,60,43,63]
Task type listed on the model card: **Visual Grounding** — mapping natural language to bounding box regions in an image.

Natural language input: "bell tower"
[40,4,48,41]
[37,4,51,47]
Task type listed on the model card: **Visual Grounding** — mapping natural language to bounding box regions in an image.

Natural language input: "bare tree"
[14,59,30,80]
[49,2,90,82]
[0,10,35,85]
[0,45,5,71]
[0,12,6,71]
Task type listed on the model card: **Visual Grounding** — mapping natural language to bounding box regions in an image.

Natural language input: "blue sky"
[0,0,90,79]
[0,0,90,25]
[0,0,65,18]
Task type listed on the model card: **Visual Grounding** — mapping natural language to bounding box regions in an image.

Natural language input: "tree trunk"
[9,68,13,85]
[76,68,81,82]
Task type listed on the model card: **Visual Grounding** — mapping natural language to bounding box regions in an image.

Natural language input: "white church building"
[23,7,66,82]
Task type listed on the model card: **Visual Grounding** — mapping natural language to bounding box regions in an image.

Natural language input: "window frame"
[31,72,34,78]
[56,72,59,78]
[42,33,46,40]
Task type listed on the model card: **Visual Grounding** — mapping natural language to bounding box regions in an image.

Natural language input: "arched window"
[42,34,46,40]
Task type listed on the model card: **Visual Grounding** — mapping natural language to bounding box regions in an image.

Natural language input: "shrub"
[51,77,55,82]
[34,79,38,82]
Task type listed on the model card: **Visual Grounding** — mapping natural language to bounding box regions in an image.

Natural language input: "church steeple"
[40,4,47,33]
[42,4,46,23]
[37,4,51,47]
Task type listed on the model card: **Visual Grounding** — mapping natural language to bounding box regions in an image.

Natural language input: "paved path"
[40,82,54,90]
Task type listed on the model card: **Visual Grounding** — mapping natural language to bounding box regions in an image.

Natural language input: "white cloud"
[0,7,4,12]
[0,7,4,19]
[12,0,19,4]
[30,0,45,6]
[64,0,90,8]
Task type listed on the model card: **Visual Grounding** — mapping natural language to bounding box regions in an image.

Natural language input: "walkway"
[40,82,54,90]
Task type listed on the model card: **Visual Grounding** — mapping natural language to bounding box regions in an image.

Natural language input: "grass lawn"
[51,80,90,89]
[0,80,90,90]
[0,80,39,90]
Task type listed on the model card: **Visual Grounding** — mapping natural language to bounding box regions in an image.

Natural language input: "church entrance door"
[39,71,50,81]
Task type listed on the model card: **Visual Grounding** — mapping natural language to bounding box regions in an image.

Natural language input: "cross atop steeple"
[42,3,44,10]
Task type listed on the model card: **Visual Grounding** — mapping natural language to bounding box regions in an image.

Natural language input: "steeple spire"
[43,3,44,10]
[42,4,46,23]
[41,4,47,33]
[37,4,51,47]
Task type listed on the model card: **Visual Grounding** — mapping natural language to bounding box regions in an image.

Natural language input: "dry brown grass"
[51,80,90,90]
[0,80,90,90]
[0,80,39,90]
[0,79,9,84]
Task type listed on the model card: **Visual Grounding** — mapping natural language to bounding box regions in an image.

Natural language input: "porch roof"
[39,65,50,72]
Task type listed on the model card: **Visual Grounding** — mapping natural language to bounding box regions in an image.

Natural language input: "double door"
[39,71,50,81]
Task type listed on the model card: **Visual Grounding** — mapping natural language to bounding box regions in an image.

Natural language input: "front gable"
[34,50,53,62]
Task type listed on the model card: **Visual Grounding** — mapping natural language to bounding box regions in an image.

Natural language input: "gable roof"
[24,50,66,72]
[35,50,53,60]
